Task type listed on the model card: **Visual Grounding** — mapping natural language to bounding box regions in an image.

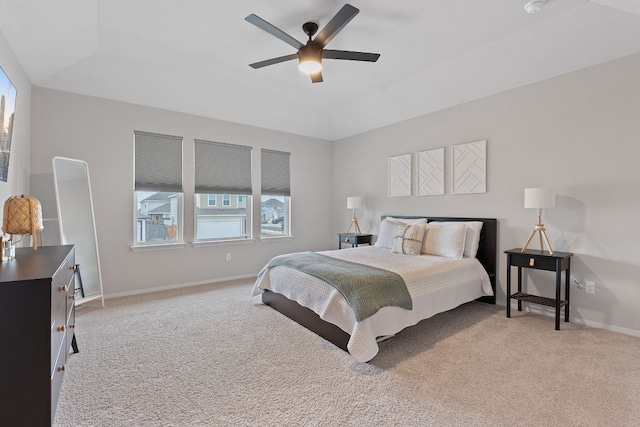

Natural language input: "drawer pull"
[70,265,77,271]
[70,294,76,300]
[57,325,66,332]
[529,258,535,267]
[70,323,75,329]
[59,285,68,292]
[57,365,65,372]
[344,237,350,242]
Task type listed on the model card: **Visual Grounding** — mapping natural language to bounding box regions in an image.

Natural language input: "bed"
[251,216,497,362]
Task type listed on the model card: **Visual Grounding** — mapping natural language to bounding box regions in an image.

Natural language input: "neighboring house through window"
[134,131,183,245]
[194,139,252,241]
[261,149,291,237]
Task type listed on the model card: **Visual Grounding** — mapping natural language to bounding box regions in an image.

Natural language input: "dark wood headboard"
[381,216,497,304]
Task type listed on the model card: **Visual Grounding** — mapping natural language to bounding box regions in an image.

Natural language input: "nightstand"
[505,248,573,330]
[338,233,372,249]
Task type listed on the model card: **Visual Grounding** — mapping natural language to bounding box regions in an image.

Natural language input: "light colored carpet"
[55,279,640,427]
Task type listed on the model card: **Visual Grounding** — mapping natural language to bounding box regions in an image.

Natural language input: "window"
[134,131,183,245]
[194,139,252,241]
[261,149,291,237]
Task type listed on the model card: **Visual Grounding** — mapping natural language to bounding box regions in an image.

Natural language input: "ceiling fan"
[245,3,380,83]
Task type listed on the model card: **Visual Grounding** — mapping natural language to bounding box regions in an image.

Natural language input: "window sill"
[259,235,294,242]
[192,238,255,248]
[130,242,187,252]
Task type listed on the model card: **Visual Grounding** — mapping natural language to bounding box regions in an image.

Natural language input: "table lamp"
[346,196,362,234]
[522,187,555,254]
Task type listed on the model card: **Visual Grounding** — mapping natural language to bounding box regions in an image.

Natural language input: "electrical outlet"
[585,280,596,294]
[571,276,585,292]
[226,253,231,261]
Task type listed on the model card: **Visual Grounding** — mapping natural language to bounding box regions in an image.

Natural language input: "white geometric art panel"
[452,140,487,194]
[388,153,412,197]
[417,148,444,196]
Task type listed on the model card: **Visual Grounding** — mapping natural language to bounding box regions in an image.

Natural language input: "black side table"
[505,248,573,330]
[338,233,372,249]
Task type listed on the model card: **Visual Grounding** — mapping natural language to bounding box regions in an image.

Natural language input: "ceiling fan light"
[299,59,322,74]
[298,43,322,74]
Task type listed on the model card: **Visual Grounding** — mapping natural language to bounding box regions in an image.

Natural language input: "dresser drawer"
[509,253,557,271]
[338,234,372,246]
[50,323,67,375]
[51,344,66,423]
[340,234,355,244]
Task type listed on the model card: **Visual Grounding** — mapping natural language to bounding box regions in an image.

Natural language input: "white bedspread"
[251,246,493,362]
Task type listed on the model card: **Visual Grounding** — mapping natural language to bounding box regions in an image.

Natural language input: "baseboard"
[103,273,257,300]
[499,301,640,338]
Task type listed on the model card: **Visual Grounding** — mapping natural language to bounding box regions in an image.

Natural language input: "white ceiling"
[1,0,640,141]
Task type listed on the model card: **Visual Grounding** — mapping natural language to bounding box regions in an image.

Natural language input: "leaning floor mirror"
[53,157,104,307]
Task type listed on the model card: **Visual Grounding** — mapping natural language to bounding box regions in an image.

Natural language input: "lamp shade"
[298,44,322,74]
[347,196,362,210]
[524,187,555,209]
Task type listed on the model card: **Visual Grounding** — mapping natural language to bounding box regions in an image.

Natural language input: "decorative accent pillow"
[374,217,427,249]
[422,222,467,259]
[429,221,483,258]
[391,223,426,256]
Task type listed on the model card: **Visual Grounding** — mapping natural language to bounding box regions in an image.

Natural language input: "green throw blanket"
[259,252,412,321]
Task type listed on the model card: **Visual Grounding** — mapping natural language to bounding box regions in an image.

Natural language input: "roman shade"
[261,149,290,196]
[134,131,183,192]
[194,139,252,195]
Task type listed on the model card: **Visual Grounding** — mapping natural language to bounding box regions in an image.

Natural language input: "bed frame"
[262,216,497,352]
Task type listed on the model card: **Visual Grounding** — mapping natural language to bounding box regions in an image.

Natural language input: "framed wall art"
[452,140,486,194]
[417,147,444,196]
[388,153,411,197]
[0,66,17,182]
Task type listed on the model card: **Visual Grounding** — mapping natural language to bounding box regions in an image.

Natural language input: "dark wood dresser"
[0,245,76,426]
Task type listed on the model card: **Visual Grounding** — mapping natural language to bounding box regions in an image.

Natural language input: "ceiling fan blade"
[310,71,323,83]
[249,53,299,69]
[245,14,303,50]
[322,50,380,62]
[314,4,359,47]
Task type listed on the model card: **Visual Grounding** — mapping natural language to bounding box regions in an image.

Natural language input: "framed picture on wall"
[417,148,445,196]
[388,153,412,197]
[452,140,486,194]
[0,66,17,182]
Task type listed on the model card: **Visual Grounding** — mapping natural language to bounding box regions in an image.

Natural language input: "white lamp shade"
[347,196,362,209]
[524,187,556,209]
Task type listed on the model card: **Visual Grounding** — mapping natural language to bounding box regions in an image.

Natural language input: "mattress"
[252,246,493,362]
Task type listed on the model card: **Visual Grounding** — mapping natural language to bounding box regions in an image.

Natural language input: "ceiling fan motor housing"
[302,21,319,39]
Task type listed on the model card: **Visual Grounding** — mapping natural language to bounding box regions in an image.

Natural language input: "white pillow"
[422,222,467,259]
[429,221,483,258]
[391,223,426,256]
[374,217,427,249]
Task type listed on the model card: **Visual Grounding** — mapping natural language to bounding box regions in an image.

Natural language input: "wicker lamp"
[2,195,44,250]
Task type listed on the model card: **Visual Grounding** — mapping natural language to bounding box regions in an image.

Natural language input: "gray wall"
[21,26,640,336]
[30,87,334,297]
[332,53,640,336]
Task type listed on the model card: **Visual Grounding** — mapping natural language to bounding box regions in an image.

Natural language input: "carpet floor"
[54,279,640,426]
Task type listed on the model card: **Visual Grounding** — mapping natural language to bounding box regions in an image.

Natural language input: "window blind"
[134,131,183,192]
[261,149,290,196]
[194,140,252,195]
